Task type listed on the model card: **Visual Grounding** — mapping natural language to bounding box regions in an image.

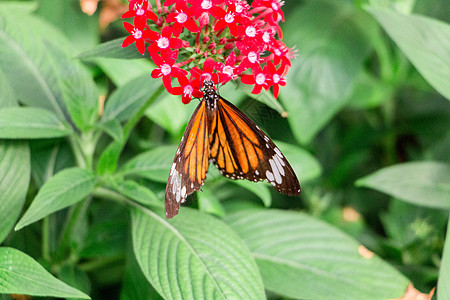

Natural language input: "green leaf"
[0,247,90,298]
[95,57,154,87]
[280,1,373,144]
[368,0,416,14]
[237,83,285,115]
[0,10,73,116]
[233,180,271,207]
[438,218,450,299]
[118,145,178,182]
[356,162,450,209]
[0,107,72,139]
[275,140,322,182]
[225,209,409,300]
[98,119,124,142]
[15,167,96,230]
[131,206,266,300]
[46,40,99,131]
[197,185,226,217]
[58,265,91,300]
[367,8,450,100]
[78,38,150,60]
[102,74,162,123]
[80,219,127,258]
[146,94,196,136]
[0,1,37,14]
[109,178,161,206]
[35,0,99,52]
[96,140,124,175]
[0,141,30,243]
[120,242,162,300]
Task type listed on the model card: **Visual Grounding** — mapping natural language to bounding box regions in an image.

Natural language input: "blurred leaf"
[46,40,99,131]
[280,1,373,144]
[80,219,127,258]
[146,94,195,136]
[95,58,153,87]
[30,143,60,188]
[368,0,416,14]
[120,241,162,300]
[98,119,124,142]
[0,73,31,243]
[356,162,450,209]
[0,107,73,139]
[275,140,322,182]
[118,145,178,183]
[197,185,226,217]
[225,209,409,300]
[131,206,266,299]
[0,141,30,243]
[96,140,124,175]
[16,168,96,230]
[233,180,271,207]
[78,38,150,60]
[0,9,73,116]
[237,84,285,115]
[109,178,161,206]
[0,1,37,13]
[58,265,91,300]
[102,74,162,123]
[438,218,450,299]
[0,247,90,299]
[347,70,394,109]
[35,0,99,52]
[367,8,450,100]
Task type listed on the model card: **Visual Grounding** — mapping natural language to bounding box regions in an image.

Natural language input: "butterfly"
[165,80,301,218]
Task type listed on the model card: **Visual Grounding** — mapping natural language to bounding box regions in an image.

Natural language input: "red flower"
[252,0,285,24]
[171,75,204,104]
[266,62,286,98]
[190,58,228,86]
[122,20,152,55]
[214,4,249,36]
[236,50,261,73]
[122,0,157,24]
[241,65,269,94]
[187,0,225,19]
[147,26,184,56]
[166,2,199,37]
[151,50,188,91]
[218,51,238,82]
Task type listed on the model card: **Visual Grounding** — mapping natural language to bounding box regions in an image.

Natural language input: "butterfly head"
[202,80,219,109]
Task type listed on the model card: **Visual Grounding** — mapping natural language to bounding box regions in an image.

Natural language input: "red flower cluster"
[122,0,295,103]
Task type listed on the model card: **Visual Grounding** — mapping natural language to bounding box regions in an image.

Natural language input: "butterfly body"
[165,81,300,218]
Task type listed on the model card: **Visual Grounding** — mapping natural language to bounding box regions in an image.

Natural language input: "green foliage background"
[0,0,449,299]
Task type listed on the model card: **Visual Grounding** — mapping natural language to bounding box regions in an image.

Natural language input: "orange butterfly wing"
[209,96,301,196]
[165,100,209,218]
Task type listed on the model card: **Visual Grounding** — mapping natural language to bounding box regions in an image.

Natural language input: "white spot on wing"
[269,158,282,184]
[273,155,285,176]
[255,170,259,175]
[266,170,274,182]
[274,147,283,158]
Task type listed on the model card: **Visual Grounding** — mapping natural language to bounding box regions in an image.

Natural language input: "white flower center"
[273,74,280,84]
[201,0,212,9]
[271,3,279,10]
[255,73,266,85]
[274,48,281,56]
[176,12,187,23]
[161,64,171,76]
[262,32,271,43]
[201,73,212,81]
[136,8,145,16]
[248,52,258,63]
[183,85,193,96]
[157,37,170,49]
[132,29,142,39]
[236,4,243,13]
[223,66,234,76]
[245,26,256,37]
[225,12,235,23]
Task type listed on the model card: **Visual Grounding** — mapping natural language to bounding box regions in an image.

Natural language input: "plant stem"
[55,197,91,262]
[42,216,51,262]
[79,255,124,272]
